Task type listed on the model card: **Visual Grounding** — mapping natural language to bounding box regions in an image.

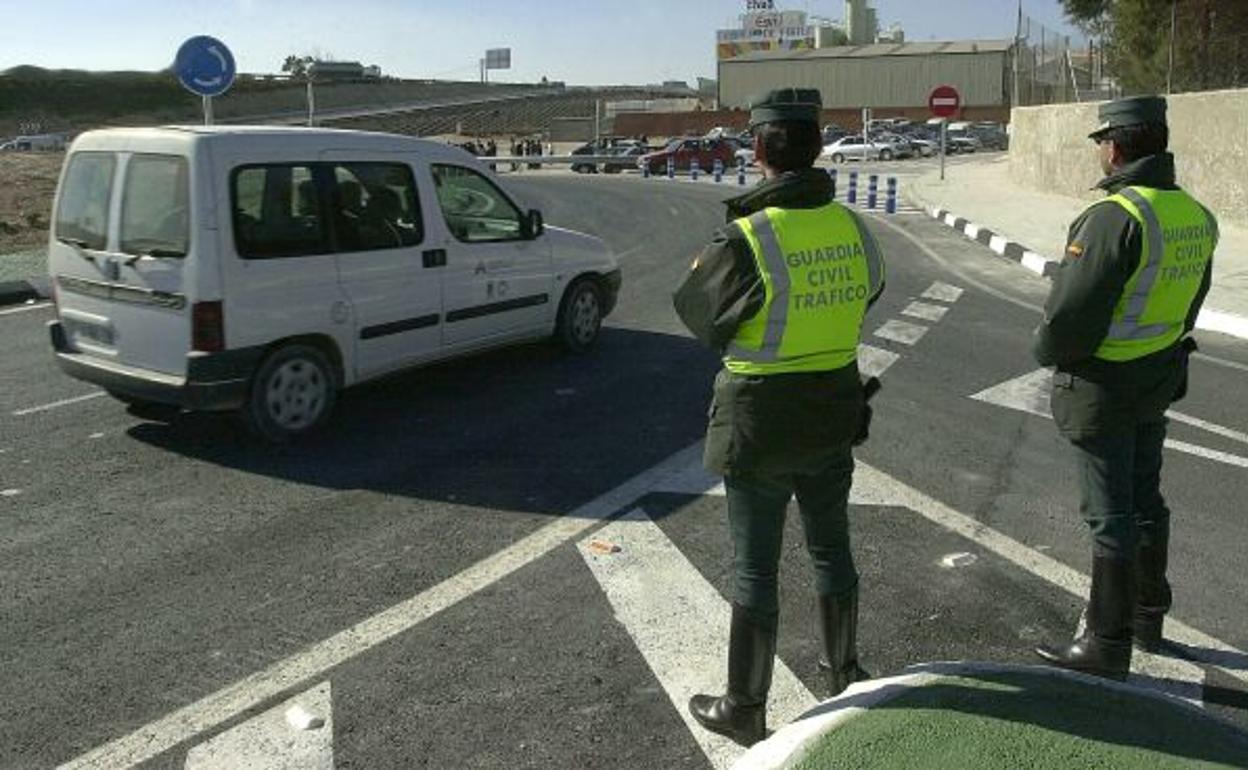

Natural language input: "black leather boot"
[689,605,776,747]
[817,587,871,696]
[1134,535,1173,653]
[1036,556,1134,680]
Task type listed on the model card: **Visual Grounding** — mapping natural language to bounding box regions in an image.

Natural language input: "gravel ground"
[0,151,61,254]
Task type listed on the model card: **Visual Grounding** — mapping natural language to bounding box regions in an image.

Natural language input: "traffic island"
[737,662,1248,770]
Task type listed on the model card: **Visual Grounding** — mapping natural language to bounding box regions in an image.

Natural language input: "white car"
[47,126,621,441]
[735,147,756,167]
[821,136,900,163]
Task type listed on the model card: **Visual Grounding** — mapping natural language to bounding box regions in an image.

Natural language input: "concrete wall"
[1009,89,1248,226]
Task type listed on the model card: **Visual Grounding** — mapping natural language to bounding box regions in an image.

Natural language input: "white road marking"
[873,319,929,346]
[940,553,978,569]
[1,489,22,497]
[857,343,900,378]
[1196,308,1248,341]
[655,462,724,497]
[900,301,950,323]
[972,369,1248,469]
[920,281,964,304]
[183,682,333,769]
[1021,251,1053,276]
[578,509,817,770]
[0,302,52,316]
[12,391,105,417]
[57,442,705,770]
[850,461,1229,700]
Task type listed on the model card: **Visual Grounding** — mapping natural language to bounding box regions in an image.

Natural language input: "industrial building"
[717,39,1014,124]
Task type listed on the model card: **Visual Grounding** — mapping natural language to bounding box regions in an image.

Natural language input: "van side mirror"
[523,209,544,239]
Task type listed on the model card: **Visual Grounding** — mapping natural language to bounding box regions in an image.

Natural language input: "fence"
[1013,12,1116,107]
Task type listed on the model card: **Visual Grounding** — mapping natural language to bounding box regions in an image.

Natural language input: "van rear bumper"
[49,321,264,411]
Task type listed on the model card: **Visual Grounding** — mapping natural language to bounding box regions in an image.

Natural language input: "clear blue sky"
[0,0,1080,85]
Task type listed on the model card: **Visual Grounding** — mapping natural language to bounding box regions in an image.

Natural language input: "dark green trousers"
[725,447,858,630]
[1070,420,1171,559]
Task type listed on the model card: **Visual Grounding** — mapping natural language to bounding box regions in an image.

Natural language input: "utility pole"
[1167,0,1178,94]
[1013,0,1023,108]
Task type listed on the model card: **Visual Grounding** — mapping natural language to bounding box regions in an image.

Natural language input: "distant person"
[1033,96,1218,680]
[510,139,520,172]
[674,88,885,746]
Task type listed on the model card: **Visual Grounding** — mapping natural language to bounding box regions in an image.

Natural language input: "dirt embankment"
[0,152,62,252]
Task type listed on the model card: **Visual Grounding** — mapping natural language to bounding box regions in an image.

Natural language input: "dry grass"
[0,151,62,252]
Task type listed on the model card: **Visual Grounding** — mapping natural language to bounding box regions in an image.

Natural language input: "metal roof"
[728,39,1014,63]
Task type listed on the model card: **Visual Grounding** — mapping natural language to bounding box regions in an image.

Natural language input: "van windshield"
[120,154,190,257]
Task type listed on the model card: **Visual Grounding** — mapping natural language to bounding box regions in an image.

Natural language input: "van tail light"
[192,301,225,352]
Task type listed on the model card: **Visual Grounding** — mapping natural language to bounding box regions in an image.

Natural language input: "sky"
[0,0,1082,85]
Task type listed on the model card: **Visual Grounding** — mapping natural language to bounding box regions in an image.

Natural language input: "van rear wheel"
[242,344,337,442]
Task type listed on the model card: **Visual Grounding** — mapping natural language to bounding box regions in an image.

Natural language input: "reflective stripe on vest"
[725,203,884,374]
[1095,186,1217,362]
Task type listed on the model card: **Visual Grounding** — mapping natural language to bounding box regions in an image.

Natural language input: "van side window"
[55,152,115,250]
[231,164,331,259]
[121,154,190,257]
[331,163,422,252]
[430,164,523,243]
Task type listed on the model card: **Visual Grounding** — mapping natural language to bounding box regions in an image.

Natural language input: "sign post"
[174,36,237,126]
[928,85,961,181]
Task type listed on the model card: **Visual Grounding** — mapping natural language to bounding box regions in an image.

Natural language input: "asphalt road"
[3,172,1248,768]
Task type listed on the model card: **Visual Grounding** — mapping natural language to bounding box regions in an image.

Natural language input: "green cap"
[748,88,822,128]
[1089,95,1168,139]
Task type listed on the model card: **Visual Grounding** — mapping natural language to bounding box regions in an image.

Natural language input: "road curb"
[909,193,1248,343]
[735,660,1248,770]
[0,279,45,308]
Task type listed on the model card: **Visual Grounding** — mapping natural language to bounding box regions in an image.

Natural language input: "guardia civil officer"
[1033,96,1217,680]
[673,89,885,746]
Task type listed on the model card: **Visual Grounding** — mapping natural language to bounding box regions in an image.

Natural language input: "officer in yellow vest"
[1034,96,1217,680]
[673,88,885,746]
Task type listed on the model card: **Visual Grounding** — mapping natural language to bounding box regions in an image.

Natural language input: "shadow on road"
[127,328,720,518]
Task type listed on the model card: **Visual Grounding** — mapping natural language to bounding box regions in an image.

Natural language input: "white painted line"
[654,463,725,497]
[940,552,978,569]
[578,509,817,770]
[1196,308,1248,341]
[988,235,1009,255]
[1167,410,1248,446]
[1021,251,1054,276]
[58,442,705,770]
[184,682,333,769]
[874,319,929,346]
[857,343,900,378]
[901,301,950,323]
[850,461,1240,695]
[920,282,964,303]
[0,302,52,316]
[1,489,22,497]
[12,391,105,417]
[1164,439,1248,469]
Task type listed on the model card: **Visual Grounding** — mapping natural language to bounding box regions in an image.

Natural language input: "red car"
[639,137,739,175]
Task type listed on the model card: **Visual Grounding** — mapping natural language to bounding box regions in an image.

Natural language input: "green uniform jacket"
[1033,153,1215,438]
[673,169,883,476]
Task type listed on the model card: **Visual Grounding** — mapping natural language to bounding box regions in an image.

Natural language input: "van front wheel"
[242,344,337,442]
[555,279,603,353]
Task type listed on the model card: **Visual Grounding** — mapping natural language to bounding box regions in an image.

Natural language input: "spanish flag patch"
[1067,243,1084,259]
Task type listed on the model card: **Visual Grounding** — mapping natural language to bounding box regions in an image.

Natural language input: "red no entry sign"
[929,85,961,118]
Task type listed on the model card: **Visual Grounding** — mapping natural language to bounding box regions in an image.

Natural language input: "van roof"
[70,125,458,155]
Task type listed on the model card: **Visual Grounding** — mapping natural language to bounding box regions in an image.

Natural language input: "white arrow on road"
[183,681,333,769]
[971,369,1248,469]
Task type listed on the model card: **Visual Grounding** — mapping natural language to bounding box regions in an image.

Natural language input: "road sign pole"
[307,80,316,127]
[202,95,213,126]
[940,119,947,181]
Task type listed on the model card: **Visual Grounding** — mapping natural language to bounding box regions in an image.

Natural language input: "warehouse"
[718,40,1015,124]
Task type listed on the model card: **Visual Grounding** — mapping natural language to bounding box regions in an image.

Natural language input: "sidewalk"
[907,155,1248,334]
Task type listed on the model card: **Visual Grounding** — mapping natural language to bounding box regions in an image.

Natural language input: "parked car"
[735,146,756,167]
[947,132,982,153]
[822,136,901,163]
[639,137,737,174]
[873,133,917,159]
[47,127,622,441]
[601,145,647,174]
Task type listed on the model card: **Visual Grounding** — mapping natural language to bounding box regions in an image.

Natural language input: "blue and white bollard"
[828,167,839,200]
[691,158,700,182]
[642,161,650,179]
[848,171,859,204]
[886,177,898,214]
[867,174,879,210]
[714,159,724,183]
[667,157,675,180]
[737,157,747,186]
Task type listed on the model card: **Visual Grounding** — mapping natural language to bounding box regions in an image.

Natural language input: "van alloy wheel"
[556,279,603,353]
[265,359,328,431]
[243,344,338,442]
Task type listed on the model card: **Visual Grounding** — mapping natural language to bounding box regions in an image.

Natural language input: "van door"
[427,163,552,349]
[51,148,194,377]
[320,151,442,379]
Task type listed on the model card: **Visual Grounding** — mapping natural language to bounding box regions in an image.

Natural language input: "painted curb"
[911,194,1248,343]
[733,660,1248,770]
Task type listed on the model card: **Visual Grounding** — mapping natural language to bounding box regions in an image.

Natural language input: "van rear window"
[121,155,190,257]
[55,152,115,250]
[232,164,331,259]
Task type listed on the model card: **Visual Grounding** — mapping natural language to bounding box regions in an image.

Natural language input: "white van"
[47,126,622,441]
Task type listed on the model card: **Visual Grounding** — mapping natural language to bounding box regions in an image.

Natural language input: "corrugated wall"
[719,52,1008,109]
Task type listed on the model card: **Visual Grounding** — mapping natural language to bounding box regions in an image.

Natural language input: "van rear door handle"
[422,248,446,268]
